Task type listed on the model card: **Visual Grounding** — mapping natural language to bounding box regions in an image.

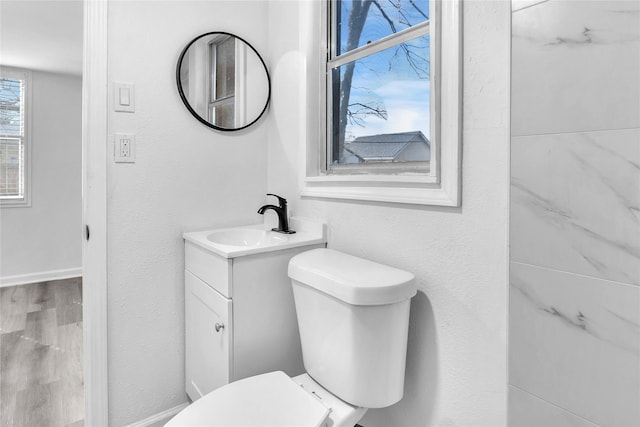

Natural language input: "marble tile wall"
[511,0,640,136]
[509,1,640,426]
[509,386,599,427]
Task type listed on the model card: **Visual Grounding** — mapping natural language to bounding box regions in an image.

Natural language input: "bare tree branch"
[372,0,428,77]
[347,101,388,127]
[409,0,429,20]
[372,0,398,33]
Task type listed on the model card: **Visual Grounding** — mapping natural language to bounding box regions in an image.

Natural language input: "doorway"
[0,0,85,424]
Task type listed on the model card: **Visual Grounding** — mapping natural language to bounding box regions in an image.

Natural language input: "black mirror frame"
[176,31,271,132]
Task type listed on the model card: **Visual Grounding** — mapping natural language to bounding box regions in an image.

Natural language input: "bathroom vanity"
[183,219,326,401]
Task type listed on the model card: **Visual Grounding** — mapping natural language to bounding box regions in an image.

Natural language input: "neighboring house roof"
[345,131,430,162]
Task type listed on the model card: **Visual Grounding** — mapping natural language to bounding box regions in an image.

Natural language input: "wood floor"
[0,277,84,427]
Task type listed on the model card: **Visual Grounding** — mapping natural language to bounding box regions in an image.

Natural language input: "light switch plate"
[114,133,135,163]
[114,82,135,112]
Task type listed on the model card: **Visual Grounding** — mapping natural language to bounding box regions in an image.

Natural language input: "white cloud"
[347,80,431,140]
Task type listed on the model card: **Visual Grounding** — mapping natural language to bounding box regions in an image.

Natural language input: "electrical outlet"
[120,138,130,157]
[115,133,135,163]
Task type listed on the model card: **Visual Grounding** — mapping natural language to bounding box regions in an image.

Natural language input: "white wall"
[0,71,82,283]
[508,1,640,426]
[106,1,269,424]
[267,1,510,426]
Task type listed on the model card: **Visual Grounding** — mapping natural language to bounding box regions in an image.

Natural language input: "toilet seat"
[166,371,329,427]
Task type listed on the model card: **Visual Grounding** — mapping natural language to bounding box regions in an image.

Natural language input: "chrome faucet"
[257,194,296,234]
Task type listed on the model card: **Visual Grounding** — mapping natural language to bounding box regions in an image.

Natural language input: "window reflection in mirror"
[209,35,235,128]
[177,32,270,131]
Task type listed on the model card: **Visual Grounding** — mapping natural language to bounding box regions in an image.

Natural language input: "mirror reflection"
[177,32,270,131]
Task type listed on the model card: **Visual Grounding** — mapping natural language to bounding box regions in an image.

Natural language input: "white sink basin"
[183,219,326,259]
[207,229,289,247]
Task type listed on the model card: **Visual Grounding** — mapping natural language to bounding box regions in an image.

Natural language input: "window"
[302,0,461,206]
[0,68,31,207]
[209,35,236,128]
[328,0,431,170]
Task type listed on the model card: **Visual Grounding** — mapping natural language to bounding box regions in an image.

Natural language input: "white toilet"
[166,248,416,427]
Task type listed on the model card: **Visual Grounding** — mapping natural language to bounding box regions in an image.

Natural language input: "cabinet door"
[185,270,232,401]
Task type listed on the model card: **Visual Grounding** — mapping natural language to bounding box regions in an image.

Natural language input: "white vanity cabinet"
[184,239,325,401]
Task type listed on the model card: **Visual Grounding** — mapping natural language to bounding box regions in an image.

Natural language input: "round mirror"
[176,32,270,131]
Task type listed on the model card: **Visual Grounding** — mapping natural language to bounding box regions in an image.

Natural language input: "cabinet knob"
[215,323,225,332]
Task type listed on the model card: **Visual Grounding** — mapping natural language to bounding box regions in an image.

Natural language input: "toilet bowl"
[166,371,366,427]
[167,248,416,427]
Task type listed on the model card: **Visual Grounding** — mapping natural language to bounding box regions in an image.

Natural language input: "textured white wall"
[106,1,269,424]
[267,1,510,426]
[0,71,82,280]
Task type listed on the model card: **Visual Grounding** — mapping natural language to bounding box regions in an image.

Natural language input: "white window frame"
[208,35,236,126]
[0,67,32,208]
[301,0,461,207]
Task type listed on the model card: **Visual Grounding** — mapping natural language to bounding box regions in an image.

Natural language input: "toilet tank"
[288,249,416,408]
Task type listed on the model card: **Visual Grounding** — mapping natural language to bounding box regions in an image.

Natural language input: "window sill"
[301,175,459,206]
[0,198,31,208]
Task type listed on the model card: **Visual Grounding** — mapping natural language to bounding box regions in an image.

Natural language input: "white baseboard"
[0,267,83,288]
[124,403,190,427]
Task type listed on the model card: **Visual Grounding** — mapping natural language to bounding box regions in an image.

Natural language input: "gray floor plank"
[26,281,56,313]
[0,285,28,333]
[25,308,58,347]
[57,322,84,425]
[0,277,84,426]
[54,278,83,326]
[1,329,37,391]
[0,331,23,426]
[14,381,64,427]
[0,386,18,426]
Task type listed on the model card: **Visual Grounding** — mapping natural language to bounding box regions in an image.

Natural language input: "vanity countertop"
[183,217,326,259]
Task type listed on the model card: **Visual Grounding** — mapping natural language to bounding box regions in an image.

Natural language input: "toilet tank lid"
[288,248,416,305]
